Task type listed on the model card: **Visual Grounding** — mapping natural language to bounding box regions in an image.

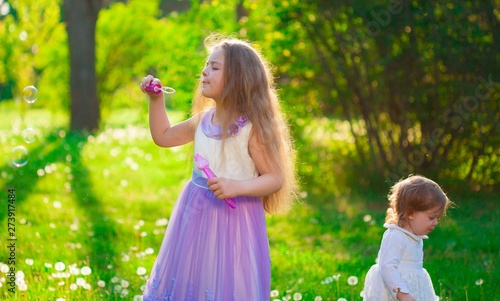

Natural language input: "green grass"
[0,103,498,300]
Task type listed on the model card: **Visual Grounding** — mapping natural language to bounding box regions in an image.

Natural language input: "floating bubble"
[22,127,37,143]
[22,85,38,104]
[11,146,28,167]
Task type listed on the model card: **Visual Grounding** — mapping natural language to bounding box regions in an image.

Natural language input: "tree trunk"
[63,0,102,132]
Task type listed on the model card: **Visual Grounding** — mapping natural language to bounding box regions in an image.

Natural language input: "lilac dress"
[143,109,271,301]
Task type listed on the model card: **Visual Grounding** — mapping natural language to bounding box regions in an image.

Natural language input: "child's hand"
[140,75,162,96]
[207,177,237,200]
[396,291,416,301]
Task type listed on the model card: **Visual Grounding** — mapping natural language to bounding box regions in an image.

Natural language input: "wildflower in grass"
[137,267,147,276]
[55,262,65,271]
[70,283,78,290]
[314,297,323,301]
[18,281,27,291]
[122,254,130,262]
[111,276,120,283]
[155,218,168,226]
[81,266,92,276]
[270,289,279,297]
[338,298,347,301]
[333,273,341,281]
[97,280,106,288]
[363,214,372,222]
[133,295,143,301]
[69,264,80,275]
[53,201,62,209]
[0,263,9,273]
[76,277,86,286]
[121,289,129,297]
[293,292,302,300]
[347,276,358,285]
[475,279,483,285]
[114,284,123,292]
[121,279,130,288]
[56,298,66,301]
[45,263,53,269]
[84,283,91,290]
[107,264,113,269]
[25,259,34,266]
[145,248,154,255]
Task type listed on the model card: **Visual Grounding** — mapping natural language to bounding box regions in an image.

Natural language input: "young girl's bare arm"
[207,129,283,199]
[141,76,195,147]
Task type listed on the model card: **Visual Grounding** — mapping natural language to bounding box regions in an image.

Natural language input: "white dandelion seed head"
[97,280,106,288]
[76,277,86,286]
[25,259,34,266]
[347,276,358,286]
[475,279,484,285]
[55,262,65,272]
[121,279,129,288]
[314,297,323,301]
[270,289,279,297]
[137,267,147,276]
[293,292,303,300]
[81,266,92,276]
[70,283,78,291]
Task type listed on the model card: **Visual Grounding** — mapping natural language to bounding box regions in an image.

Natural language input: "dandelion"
[363,214,372,222]
[338,298,347,301]
[347,276,358,286]
[69,264,80,275]
[155,218,169,226]
[55,262,65,271]
[56,298,66,301]
[321,276,333,284]
[18,282,28,291]
[70,283,78,291]
[137,267,147,276]
[53,201,62,209]
[293,292,302,300]
[84,283,91,290]
[270,290,279,297]
[45,263,53,269]
[133,295,143,301]
[145,248,154,255]
[25,259,34,266]
[111,276,120,283]
[314,297,323,301]
[122,254,130,262]
[475,279,483,285]
[81,266,92,276]
[76,277,86,286]
[121,279,130,288]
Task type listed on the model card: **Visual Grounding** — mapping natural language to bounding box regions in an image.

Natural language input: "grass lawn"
[0,103,498,300]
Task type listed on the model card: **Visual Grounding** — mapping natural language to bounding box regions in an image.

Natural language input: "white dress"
[363,224,439,301]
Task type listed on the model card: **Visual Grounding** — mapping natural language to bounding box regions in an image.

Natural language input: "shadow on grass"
[0,130,118,276]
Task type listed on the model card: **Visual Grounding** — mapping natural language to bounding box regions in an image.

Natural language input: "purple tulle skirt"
[143,176,271,301]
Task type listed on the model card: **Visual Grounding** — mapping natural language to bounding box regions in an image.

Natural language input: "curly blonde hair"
[385,175,452,226]
[191,34,299,214]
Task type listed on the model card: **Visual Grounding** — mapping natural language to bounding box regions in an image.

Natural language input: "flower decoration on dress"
[201,109,248,139]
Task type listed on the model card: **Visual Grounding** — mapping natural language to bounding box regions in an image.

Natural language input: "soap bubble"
[23,85,38,104]
[11,146,28,167]
[22,127,37,143]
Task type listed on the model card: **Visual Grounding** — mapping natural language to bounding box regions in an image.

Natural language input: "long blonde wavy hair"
[190,34,298,214]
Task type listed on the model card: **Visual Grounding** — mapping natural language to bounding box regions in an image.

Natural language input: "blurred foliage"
[0,0,498,192]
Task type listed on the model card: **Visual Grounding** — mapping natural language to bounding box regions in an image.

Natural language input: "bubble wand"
[194,153,237,209]
[145,82,176,94]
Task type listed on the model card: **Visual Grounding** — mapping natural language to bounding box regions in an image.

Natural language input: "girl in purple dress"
[139,34,298,301]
